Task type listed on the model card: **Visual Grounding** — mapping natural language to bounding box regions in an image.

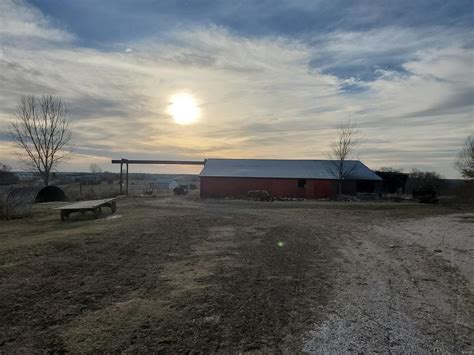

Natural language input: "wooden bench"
[54,198,117,221]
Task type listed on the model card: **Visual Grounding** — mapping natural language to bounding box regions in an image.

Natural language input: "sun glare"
[167,93,200,125]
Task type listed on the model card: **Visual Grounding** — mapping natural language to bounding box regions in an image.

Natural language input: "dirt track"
[0,197,473,353]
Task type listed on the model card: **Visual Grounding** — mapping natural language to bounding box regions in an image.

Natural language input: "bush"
[446,180,474,205]
[407,170,441,192]
[412,186,438,204]
[406,169,442,203]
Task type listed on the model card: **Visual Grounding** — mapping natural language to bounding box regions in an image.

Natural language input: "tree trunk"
[338,160,344,196]
[44,170,49,186]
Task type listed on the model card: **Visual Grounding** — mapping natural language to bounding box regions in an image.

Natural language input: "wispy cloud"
[0,0,73,44]
[0,0,472,177]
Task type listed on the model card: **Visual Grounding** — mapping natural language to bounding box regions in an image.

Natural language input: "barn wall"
[200,177,337,199]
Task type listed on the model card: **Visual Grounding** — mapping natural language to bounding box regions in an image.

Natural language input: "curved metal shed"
[1,185,66,219]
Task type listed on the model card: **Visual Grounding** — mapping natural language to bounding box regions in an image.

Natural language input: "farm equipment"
[247,190,274,202]
[173,186,188,195]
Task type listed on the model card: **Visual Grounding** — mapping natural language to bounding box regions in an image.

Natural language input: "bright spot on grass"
[277,241,284,247]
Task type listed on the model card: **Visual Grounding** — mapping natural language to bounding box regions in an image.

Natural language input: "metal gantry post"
[125,161,129,196]
[111,159,205,197]
[119,161,123,194]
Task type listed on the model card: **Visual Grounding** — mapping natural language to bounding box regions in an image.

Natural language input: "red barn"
[200,159,382,199]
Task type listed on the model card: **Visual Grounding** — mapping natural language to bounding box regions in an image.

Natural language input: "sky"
[0,0,473,177]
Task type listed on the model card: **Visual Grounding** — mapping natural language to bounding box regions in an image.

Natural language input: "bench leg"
[93,207,102,219]
[60,210,69,221]
[111,201,117,214]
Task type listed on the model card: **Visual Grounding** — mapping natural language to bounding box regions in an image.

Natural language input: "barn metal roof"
[200,159,382,181]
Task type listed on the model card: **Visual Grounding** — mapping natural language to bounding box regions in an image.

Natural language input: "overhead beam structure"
[111,158,205,195]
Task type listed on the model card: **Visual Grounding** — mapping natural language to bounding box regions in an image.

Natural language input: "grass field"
[0,195,473,353]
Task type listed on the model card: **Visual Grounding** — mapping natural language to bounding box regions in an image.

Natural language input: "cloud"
[0,1,472,177]
[0,0,73,44]
[309,26,470,83]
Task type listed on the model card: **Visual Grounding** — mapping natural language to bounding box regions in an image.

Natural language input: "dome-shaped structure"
[1,185,66,219]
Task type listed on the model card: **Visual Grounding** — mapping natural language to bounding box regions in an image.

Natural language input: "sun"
[167,93,200,125]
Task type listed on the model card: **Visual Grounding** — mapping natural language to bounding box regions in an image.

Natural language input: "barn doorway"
[356,181,375,193]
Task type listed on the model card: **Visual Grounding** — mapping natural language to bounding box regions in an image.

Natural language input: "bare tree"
[0,163,12,172]
[9,95,72,186]
[377,166,404,173]
[455,135,473,179]
[327,121,360,196]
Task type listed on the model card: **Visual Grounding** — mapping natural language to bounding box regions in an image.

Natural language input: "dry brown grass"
[0,197,472,353]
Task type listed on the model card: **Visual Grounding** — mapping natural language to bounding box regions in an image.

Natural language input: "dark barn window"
[298,179,307,188]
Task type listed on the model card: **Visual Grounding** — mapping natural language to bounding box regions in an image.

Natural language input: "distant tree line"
[0,164,19,185]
